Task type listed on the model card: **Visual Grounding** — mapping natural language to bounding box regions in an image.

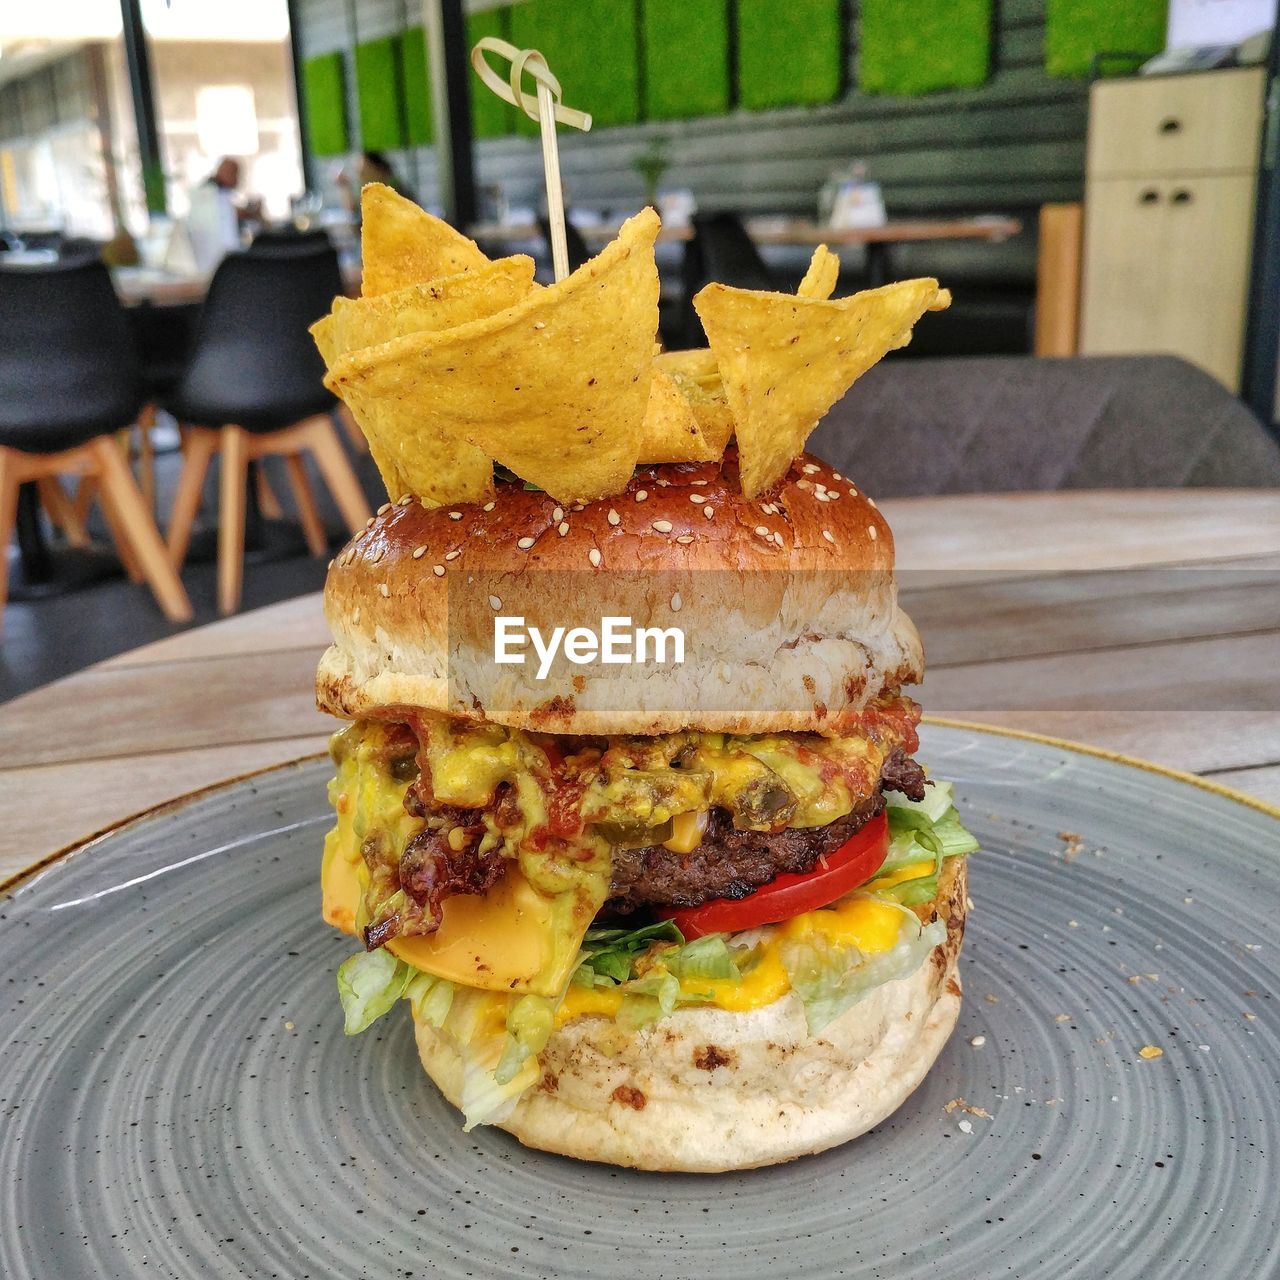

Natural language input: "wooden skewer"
[470,37,592,283]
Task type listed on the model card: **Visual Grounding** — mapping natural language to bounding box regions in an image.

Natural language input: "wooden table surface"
[1,489,1277,881]
[470,215,1022,249]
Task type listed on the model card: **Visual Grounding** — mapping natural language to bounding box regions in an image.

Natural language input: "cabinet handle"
[1139,188,1161,204]
[1159,117,1182,134]
[1170,188,1193,205]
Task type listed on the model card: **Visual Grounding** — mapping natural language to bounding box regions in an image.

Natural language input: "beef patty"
[606,748,927,913]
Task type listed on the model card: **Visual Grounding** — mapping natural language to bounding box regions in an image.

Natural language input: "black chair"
[809,354,1280,496]
[248,226,333,257]
[679,212,778,345]
[537,214,592,274]
[164,243,371,613]
[0,258,191,628]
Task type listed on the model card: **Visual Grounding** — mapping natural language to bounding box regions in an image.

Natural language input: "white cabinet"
[1079,68,1265,391]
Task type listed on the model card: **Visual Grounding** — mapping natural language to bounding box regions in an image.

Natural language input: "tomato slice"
[659,812,890,939]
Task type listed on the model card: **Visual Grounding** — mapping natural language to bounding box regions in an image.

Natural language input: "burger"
[316,450,977,1173]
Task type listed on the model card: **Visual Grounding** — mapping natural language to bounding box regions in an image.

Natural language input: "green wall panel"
[301,52,348,157]
[399,27,433,145]
[356,35,405,150]
[860,0,992,96]
[642,0,730,121]
[1045,0,1168,78]
[509,0,641,133]
[737,0,843,111]
[468,7,517,139]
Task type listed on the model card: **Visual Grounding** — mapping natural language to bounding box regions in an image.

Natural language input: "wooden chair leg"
[283,453,328,556]
[37,476,90,548]
[90,437,193,622]
[303,416,373,534]
[97,481,145,582]
[137,405,157,511]
[166,427,217,568]
[0,448,20,634]
[217,426,249,615]
[336,403,369,454]
[255,462,285,520]
[72,474,98,527]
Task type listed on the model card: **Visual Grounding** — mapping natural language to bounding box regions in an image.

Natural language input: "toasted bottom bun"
[414,860,967,1173]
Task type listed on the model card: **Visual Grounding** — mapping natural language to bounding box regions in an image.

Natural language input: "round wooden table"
[1,489,1277,882]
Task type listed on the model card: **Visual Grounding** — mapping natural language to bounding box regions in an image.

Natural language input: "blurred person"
[337,151,417,215]
[187,158,263,273]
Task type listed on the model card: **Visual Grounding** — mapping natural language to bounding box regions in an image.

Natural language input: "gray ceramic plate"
[2,723,1277,1279]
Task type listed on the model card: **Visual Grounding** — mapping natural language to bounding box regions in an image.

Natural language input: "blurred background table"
[1,488,1277,880]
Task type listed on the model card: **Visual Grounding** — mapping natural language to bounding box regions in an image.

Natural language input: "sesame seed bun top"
[315,452,923,735]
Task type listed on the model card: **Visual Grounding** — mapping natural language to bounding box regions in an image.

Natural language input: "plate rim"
[3,717,1276,900]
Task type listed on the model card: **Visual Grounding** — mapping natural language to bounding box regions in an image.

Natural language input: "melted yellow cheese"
[865,860,935,892]
[553,897,907,1026]
[780,894,905,952]
[322,806,584,998]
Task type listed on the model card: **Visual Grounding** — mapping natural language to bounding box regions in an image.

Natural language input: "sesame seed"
[676,535,693,544]
[822,530,835,544]
[412,545,427,559]
[533,320,546,329]
[847,489,857,499]
[444,550,460,561]
[517,536,536,549]
[828,490,840,500]
[399,494,414,505]
[483,501,496,512]
[868,525,878,540]
[703,506,714,519]
[448,511,462,520]
[635,490,648,502]
[607,508,620,526]
[772,532,784,545]
[802,463,820,474]
[689,494,705,504]
[970,1036,986,1047]
[552,506,564,522]
[588,548,602,567]
[558,521,569,536]
[652,519,673,533]
[867,497,878,509]
[833,472,844,481]
[690,478,709,485]
[670,592,683,612]
[365,517,375,529]
[488,594,502,610]
[572,503,585,511]
[815,491,830,502]
[378,583,390,598]
[377,502,390,515]
[432,564,445,576]
[754,525,769,536]
[327,559,334,571]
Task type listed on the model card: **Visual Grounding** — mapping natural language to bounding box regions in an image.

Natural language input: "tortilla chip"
[312,262,536,504]
[330,208,662,504]
[654,349,735,457]
[797,245,840,301]
[311,313,338,367]
[360,183,490,295]
[637,371,719,464]
[333,256,536,353]
[694,278,950,497]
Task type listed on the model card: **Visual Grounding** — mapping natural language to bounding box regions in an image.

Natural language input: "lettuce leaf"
[336,949,414,1035]
[875,780,979,904]
[780,913,947,1034]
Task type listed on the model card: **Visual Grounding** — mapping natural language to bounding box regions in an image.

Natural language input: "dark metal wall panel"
[295,0,1087,218]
